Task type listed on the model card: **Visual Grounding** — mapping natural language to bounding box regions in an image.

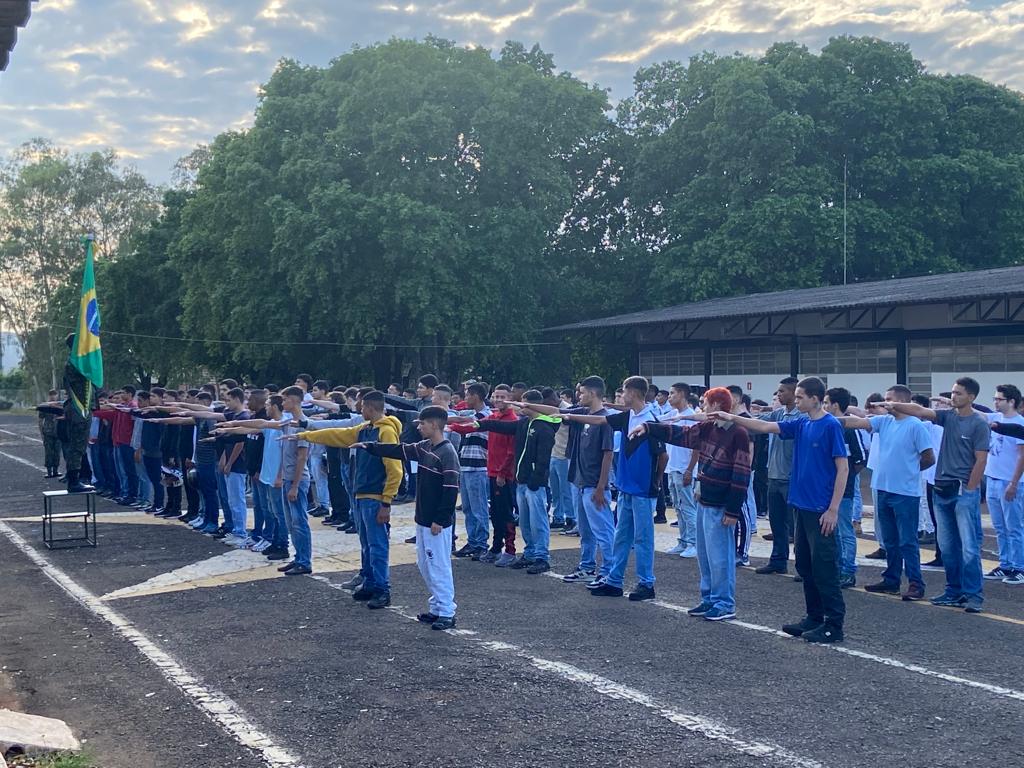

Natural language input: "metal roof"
[548,264,1024,332]
[0,1,34,72]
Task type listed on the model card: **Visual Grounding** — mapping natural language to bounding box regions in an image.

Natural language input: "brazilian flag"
[70,236,103,399]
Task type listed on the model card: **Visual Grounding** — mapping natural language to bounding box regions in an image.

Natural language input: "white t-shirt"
[984,412,1024,482]
[665,408,695,472]
[921,421,944,484]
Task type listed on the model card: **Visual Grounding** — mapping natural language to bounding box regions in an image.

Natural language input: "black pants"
[767,479,794,568]
[794,507,845,629]
[489,477,516,554]
[753,470,768,517]
[183,463,200,516]
[326,447,350,524]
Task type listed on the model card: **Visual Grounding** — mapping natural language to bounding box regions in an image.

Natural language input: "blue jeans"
[284,477,312,568]
[223,472,248,538]
[667,471,696,547]
[578,485,614,576]
[252,478,272,541]
[215,471,231,529]
[852,480,863,523]
[986,478,1024,571]
[136,455,152,504]
[264,482,289,549]
[875,490,923,588]
[116,444,138,499]
[605,494,656,588]
[88,444,105,489]
[195,463,220,527]
[548,457,573,524]
[933,487,984,605]
[356,498,390,593]
[696,503,737,612]
[142,455,164,510]
[460,471,490,551]
[516,485,550,562]
[837,497,857,576]
[308,444,331,509]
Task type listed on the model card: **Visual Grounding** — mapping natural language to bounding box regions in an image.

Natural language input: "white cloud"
[145,57,185,78]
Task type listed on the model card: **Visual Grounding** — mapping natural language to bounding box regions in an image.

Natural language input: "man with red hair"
[632,387,751,621]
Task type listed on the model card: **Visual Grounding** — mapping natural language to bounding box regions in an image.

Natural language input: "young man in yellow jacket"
[289,391,403,609]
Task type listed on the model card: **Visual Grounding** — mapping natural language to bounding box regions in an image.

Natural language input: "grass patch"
[7,751,97,768]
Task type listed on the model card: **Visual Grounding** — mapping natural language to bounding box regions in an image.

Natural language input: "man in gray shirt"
[756,377,807,575]
[886,377,989,613]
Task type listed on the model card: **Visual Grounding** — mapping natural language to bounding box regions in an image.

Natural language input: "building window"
[711,346,789,376]
[800,341,897,374]
[639,348,705,378]
[908,336,1024,373]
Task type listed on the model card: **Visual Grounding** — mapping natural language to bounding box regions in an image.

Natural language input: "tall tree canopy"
[617,37,1024,305]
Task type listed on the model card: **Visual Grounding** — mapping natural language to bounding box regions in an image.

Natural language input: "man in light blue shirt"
[839,385,935,601]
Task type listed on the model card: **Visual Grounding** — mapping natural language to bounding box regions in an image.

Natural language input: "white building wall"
[799,372,899,402]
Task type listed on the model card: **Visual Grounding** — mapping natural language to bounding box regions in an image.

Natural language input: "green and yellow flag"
[70,236,103,390]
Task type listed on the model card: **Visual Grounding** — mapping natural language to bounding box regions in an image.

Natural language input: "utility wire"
[51,324,566,350]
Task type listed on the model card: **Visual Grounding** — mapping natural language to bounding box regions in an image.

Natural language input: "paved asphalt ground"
[1,414,1023,768]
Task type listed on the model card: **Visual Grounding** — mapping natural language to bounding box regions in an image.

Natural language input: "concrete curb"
[0,708,79,756]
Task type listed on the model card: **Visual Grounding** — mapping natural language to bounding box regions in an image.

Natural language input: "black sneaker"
[342,574,365,590]
[431,616,456,631]
[526,560,551,575]
[352,586,375,601]
[277,562,298,573]
[984,566,1010,581]
[508,556,533,570]
[367,592,391,609]
[628,584,656,602]
[405,535,417,544]
[549,520,565,530]
[864,547,887,560]
[864,580,900,594]
[782,617,823,637]
[284,565,312,575]
[687,601,713,617]
[838,574,856,589]
[309,506,328,518]
[590,584,624,597]
[266,549,289,561]
[417,612,440,624]
[653,515,668,524]
[803,624,843,644]
[755,564,787,575]
[453,544,475,559]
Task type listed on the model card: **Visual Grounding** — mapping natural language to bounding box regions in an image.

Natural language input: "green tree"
[0,140,161,396]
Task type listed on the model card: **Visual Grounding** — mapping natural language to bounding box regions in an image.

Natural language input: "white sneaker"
[665,543,686,555]
[242,537,259,550]
[253,539,272,553]
[680,545,698,558]
[223,534,245,546]
[189,518,206,529]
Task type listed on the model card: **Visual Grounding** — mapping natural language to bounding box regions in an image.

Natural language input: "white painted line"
[0,520,305,768]
[309,575,821,767]
[544,572,1024,704]
[0,427,43,443]
[0,449,45,471]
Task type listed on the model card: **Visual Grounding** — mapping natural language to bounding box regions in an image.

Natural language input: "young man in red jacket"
[450,384,519,566]
[94,388,139,506]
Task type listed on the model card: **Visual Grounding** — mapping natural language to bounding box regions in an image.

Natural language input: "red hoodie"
[450,406,518,480]
[93,407,135,446]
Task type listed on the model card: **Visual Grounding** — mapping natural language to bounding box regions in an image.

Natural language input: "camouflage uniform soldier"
[63,335,96,493]
[37,389,62,478]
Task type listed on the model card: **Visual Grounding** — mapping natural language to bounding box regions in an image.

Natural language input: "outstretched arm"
[884,402,937,422]
[714,411,781,434]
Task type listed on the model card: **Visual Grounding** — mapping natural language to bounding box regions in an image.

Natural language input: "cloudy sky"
[2,0,1023,182]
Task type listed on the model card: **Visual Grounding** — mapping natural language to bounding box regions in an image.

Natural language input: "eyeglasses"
[994,397,1007,403]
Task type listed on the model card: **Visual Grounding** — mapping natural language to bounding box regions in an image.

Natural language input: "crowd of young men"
[38,369,1024,643]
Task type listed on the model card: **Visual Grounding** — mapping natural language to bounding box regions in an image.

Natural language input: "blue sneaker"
[929,593,967,607]
[687,601,714,617]
[200,523,219,535]
[703,606,736,621]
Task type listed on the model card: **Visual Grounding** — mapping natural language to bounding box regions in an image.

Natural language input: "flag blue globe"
[86,297,100,336]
